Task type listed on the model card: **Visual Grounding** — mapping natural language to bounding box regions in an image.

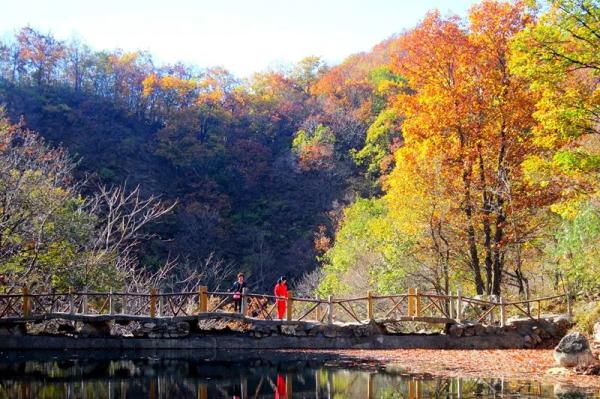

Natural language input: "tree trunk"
[478,147,494,295]
[463,167,484,295]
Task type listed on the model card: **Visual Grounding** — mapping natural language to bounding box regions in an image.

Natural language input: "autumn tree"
[511,0,600,294]
[511,0,599,140]
[385,2,555,296]
[15,27,65,86]
[0,111,174,292]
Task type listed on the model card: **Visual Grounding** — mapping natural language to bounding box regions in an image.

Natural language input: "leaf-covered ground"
[303,349,600,389]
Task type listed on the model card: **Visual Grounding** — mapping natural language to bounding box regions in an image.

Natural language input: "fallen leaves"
[294,349,600,390]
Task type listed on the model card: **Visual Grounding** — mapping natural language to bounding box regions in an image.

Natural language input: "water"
[0,352,596,398]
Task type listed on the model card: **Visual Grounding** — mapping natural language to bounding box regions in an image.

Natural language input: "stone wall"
[0,314,571,351]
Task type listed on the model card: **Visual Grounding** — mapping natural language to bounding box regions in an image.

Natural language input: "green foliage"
[368,66,405,115]
[573,300,600,334]
[318,197,416,296]
[553,150,600,173]
[511,0,599,140]
[353,108,401,176]
[292,124,335,153]
[0,114,123,291]
[553,200,600,293]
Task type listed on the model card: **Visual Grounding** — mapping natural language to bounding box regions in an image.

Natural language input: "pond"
[0,351,596,398]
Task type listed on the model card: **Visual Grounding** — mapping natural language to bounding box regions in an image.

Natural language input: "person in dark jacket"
[230,273,247,313]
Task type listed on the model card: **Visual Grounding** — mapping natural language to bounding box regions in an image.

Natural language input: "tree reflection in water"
[0,359,589,398]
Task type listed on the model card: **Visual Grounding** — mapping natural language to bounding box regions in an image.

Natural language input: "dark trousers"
[233,299,241,312]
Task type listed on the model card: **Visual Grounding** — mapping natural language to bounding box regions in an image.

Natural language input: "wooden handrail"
[0,291,568,303]
[502,294,566,305]
[0,287,570,325]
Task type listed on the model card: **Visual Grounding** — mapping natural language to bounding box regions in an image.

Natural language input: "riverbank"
[325,348,600,390]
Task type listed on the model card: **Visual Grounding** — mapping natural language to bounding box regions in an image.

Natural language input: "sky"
[0,0,479,77]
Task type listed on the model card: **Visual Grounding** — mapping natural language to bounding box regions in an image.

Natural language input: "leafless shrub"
[294,268,324,298]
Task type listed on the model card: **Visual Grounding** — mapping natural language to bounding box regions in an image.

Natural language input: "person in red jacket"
[275,374,286,399]
[274,276,288,320]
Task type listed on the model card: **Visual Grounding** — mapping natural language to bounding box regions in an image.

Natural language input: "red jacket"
[274,283,288,301]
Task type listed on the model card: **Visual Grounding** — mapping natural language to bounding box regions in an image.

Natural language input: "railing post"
[315,295,321,322]
[286,373,293,398]
[109,289,114,315]
[241,287,248,316]
[198,384,208,399]
[150,288,157,318]
[122,293,128,315]
[327,295,333,325]
[157,290,163,317]
[198,286,208,313]
[82,293,88,315]
[286,290,293,321]
[456,289,462,323]
[408,288,415,316]
[489,296,496,325]
[22,286,30,317]
[69,286,75,315]
[536,300,541,320]
[367,291,373,321]
[500,296,506,327]
[566,291,572,319]
[415,288,421,317]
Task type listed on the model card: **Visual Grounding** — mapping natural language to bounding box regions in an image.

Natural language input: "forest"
[0,0,597,308]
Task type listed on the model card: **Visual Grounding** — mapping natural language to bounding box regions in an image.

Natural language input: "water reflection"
[0,358,595,398]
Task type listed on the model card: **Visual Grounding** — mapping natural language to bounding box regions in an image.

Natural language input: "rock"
[554,383,588,399]
[593,322,600,343]
[553,332,596,368]
[79,321,111,337]
[175,322,190,333]
[448,324,463,337]
[57,323,76,334]
[546,367,572,376]
[523,335,535,348]
[280,325,297,335]
[473,324,486,336]
[463,326,475,337]
[0,323,26,336]
[323,328,337,338]
[575,363,600,375]
[484,325,496,335]
[552,315,573,337]
[537,327,551,339]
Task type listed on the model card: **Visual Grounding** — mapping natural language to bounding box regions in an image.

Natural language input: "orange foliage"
[384,1,555,295]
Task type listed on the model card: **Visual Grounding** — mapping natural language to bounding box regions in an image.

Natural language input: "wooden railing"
[0,286,572,326]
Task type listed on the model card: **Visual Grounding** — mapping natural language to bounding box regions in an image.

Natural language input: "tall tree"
[385,1,552,296]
